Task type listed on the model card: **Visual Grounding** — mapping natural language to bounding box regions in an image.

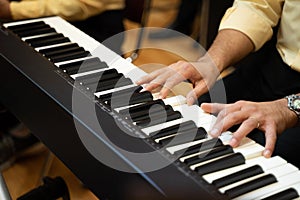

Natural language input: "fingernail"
[210,128,219,137]
[263,149,272,158]
[230,138,238,147]
[187,97,194,105]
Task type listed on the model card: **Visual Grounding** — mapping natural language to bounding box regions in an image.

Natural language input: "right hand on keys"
[136,55,221,105]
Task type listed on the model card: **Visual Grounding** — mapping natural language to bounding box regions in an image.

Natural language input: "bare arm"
[208,29,254,72]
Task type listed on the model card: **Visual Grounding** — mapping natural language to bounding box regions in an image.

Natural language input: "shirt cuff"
[219,6,274,51]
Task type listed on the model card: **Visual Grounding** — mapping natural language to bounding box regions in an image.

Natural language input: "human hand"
[0,0,11,19]
[201,99,298,158]
[136,55,220,105]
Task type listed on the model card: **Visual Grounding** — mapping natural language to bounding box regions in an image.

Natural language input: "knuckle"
[235,100,246,107]
[227,112,239,122]
[218,109,227,118]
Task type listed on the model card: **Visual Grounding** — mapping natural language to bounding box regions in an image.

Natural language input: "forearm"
[205,29,255,72]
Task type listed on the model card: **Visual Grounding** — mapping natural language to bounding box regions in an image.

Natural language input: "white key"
[142,118,187,136]
[70,67,112,79]
[94,84,138,98]
[179,137,256,163]
[233,143,263,159]
[55,56,95,67]
[162,95,187,107]
[220,163,298,194]
[109,58,146,82]
[21,32,57,41]
[36,42,73,51]
[166,133,253,156]
[234,171,300,200]
[115,95,186,113]
[203,156,287,184]
[173,104,215,132]
[257,182,300,200]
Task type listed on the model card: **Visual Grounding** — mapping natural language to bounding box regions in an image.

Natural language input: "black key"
[75,69,119,84]
[25,33,70,48]
[110,91,153,108]
[60,57,108,75]
[195,153,245,175]
[184,145,234,167]
[49,50,90,63]
[17,27,56,37]
[119,99,165,116]
[130,105,174,122]
[47,46,84,57]
[39,43,79,55]
[106,88,148,106]
[129,103,172,120]
[7,21,46,32]
[136,111,182,128]
[12,23,50,33]
[261,188,299,200]
[92,74,124,89]
[95,77,133,93]
[225,174,277,199]
[212,165,264,188]
[99,86,143,102]
[158,127,207,146]
[173,138,223,158]
[150,120,197,139]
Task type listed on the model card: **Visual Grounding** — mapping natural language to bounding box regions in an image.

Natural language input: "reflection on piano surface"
[1,17,300,200]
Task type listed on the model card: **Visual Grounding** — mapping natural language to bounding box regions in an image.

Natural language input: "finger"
[136,69,164,85]
[144,73,171,92]
[144,82,162,92]
[201,102,227,114]
[212,102,242,126]
[208,103,242,136]
[229,117,259,147]
[263,126,277,158]
[210,111,247,138]
[186,81,209,105]
[159,75,186,98]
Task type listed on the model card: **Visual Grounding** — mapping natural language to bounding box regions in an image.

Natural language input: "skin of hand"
[137,29,255,105]
[201,98,298,158]
[0,0,12,19]
[136,55,220,106]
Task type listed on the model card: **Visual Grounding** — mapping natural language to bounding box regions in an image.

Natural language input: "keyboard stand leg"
[0,172,12,200]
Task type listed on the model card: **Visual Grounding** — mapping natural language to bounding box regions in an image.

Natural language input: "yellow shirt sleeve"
[219,0,284,51]
[10,0,124,21]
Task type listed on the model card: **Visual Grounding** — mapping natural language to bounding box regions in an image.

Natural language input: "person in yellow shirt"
[0,0,125,169]
[138,0,300,168]
[0,0,125,52]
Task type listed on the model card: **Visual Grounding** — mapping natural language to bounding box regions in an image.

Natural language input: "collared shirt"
[219,0,300,72]
[10,0,124,21]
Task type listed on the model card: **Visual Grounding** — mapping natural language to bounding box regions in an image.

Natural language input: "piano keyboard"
[2,16,300,200]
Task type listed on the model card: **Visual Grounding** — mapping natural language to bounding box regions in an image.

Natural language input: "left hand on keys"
[136,56,220,106]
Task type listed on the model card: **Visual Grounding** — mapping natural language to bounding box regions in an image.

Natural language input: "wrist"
[277,97,298,127]
[206,50,226,73]
[285,94,300,126]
